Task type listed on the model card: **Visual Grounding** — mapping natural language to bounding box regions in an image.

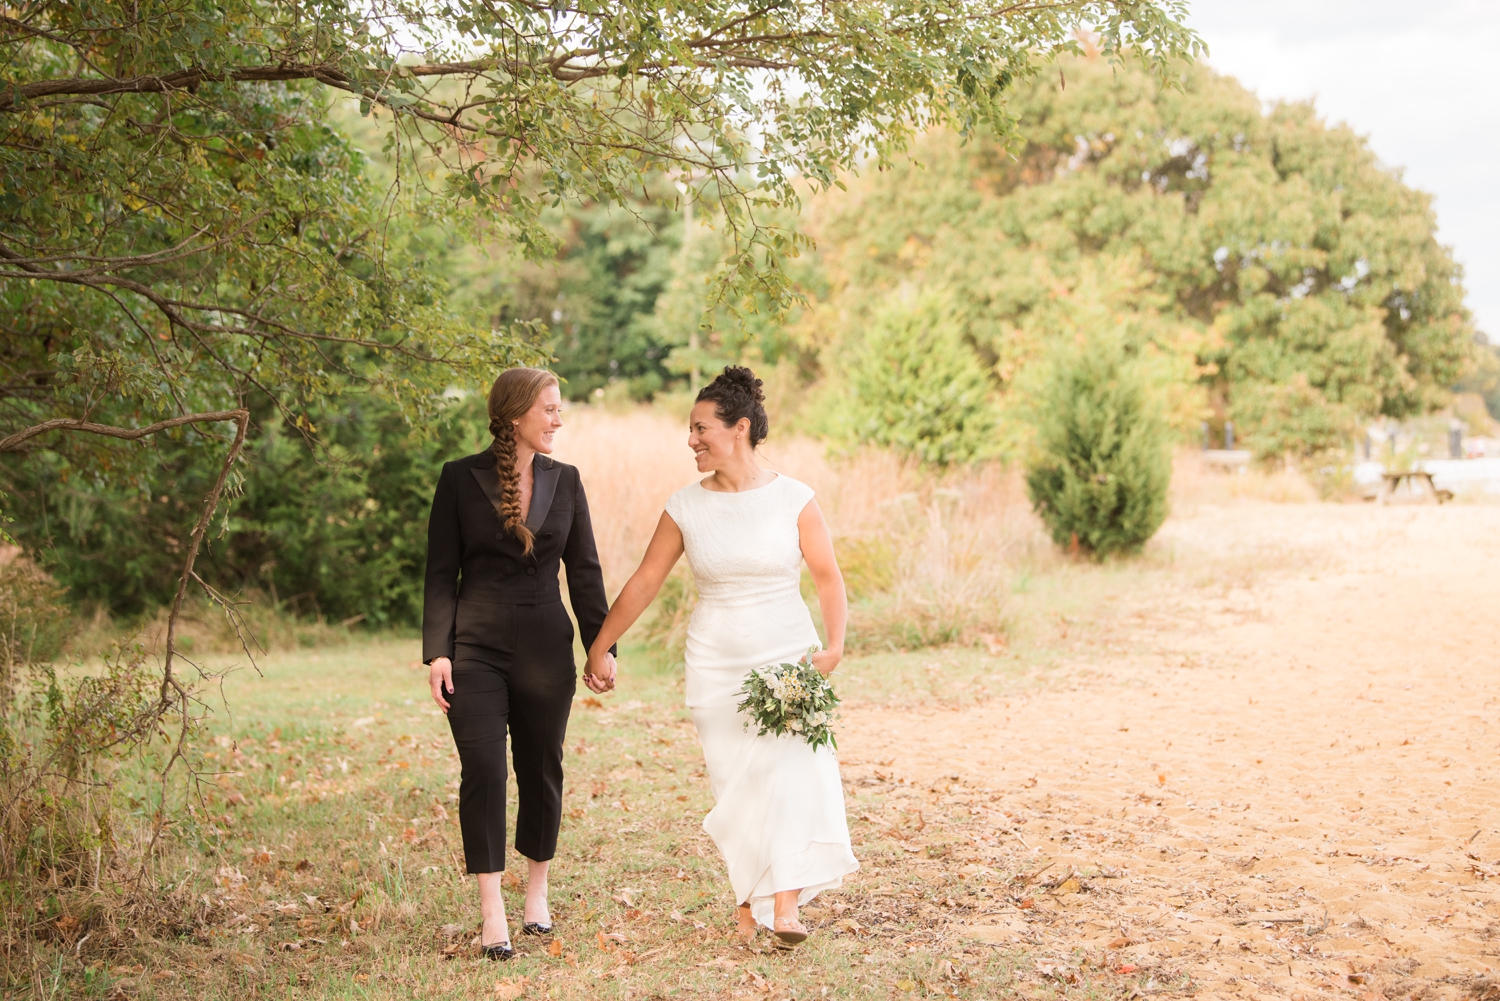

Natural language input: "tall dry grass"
[555,406,1035,652]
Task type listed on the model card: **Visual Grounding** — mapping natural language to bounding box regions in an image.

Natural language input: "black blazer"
[422,451,612,664]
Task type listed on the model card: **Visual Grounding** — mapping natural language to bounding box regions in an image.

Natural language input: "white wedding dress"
[663,473,859,930]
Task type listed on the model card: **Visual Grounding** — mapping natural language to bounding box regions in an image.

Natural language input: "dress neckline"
[694,472,782,496]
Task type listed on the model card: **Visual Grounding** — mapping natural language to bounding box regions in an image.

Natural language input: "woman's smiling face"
[688,400,748,471]
[514,384,564,454]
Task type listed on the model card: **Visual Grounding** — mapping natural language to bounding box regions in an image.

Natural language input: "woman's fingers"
[429,659,453,712]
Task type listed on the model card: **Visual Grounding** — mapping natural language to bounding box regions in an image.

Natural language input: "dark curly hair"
[697,365,769,447]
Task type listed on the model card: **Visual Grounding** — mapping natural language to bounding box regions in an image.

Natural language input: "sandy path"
[841,502,1500,1000]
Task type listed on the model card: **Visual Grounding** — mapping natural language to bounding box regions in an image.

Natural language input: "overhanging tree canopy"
[1,0,1200,432]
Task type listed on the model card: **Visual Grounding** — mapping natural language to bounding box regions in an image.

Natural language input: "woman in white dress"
[581,366,858,946]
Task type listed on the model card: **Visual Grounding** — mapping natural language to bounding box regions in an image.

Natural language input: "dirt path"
[841,502,1500,1000]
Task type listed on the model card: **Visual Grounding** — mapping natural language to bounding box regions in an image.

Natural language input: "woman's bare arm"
[584,512,686,690]
[798,499,848,676]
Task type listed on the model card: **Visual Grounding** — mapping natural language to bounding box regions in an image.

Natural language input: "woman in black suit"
[423,367,616,959]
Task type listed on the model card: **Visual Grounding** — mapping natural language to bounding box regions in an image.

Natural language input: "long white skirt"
[685,598,859,930]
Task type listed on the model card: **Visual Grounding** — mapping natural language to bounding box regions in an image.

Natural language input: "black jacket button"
[494,532,504,540]
[541,532,554,540]
[526,566,537,576]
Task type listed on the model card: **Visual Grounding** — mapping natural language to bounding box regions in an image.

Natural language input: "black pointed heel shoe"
[521,921,552,936]
[481,941,514,961]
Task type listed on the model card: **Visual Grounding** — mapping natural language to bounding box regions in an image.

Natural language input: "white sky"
[1185,0,1499,337]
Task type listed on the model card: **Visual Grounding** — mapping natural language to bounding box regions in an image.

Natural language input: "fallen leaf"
[1054,878,1081,895]
[440,943,463,959]
[501,871,523,889]
[1017,898,1036,910]
[494,976,528,1000]
[1116,963,1138,974]
[895,979,916,992]
[1106,936,1132,949]
[699,958,738,970]
[580,697,603,709]
[548,938,563,957]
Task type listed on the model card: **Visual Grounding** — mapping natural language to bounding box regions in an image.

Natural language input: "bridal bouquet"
[735,649,841,751]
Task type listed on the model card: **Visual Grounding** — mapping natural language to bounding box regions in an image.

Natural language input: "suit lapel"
[527,454,560,533]
[471,455,560,539]
[470,465,503,511]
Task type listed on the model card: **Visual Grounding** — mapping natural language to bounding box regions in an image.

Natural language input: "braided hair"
[486,367,560,555]
[696,365,769,446]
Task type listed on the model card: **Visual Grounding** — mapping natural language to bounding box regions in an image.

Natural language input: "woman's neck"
[514,442,536,474]
[707,454,768,493]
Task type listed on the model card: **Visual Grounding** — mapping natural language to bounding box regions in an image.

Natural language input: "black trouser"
[447,597,576,873]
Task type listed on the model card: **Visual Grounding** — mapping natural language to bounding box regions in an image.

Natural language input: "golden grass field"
[22,408,1500,1001]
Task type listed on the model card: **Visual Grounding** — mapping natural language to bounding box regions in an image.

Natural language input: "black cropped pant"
[446,597,576,873]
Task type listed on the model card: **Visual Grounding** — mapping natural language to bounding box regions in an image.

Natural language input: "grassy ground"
[26,487,1272,1001]
[34,617,1117,1001]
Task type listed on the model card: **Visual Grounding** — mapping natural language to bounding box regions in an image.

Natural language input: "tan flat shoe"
[773,916,808,945]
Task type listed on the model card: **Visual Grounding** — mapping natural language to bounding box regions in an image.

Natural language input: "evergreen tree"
[1025,335,1170,557]
[844,291,1000,465]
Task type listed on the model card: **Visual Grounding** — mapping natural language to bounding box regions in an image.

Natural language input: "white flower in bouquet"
[734,648,841,751]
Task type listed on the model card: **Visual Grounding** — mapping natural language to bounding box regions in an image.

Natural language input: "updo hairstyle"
[487,367,559,555]
[696,365,769,447]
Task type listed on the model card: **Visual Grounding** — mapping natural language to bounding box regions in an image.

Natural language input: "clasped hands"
[426,650,619,712]
[583,648,617,694]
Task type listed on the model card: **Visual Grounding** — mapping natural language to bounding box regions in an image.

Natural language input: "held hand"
[583,650,617,694]
[809,647,842,678]
[428,656,455,713]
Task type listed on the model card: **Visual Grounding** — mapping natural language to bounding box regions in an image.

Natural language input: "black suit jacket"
[422,450,612,664]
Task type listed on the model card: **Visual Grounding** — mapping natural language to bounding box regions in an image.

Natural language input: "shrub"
[1025,335,1171,558]
[0,555,72,693]
[844,291,1000,466]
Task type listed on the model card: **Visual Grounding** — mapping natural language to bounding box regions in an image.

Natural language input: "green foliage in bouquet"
[1025,334,1171,559]
[736,652,841,751]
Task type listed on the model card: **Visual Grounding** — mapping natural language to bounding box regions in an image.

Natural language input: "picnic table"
[1375,470,1453,505]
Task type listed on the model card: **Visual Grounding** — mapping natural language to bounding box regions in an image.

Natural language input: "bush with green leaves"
[842,291,1000,466]
[1025,336,1171,558]
[1,394,490,626]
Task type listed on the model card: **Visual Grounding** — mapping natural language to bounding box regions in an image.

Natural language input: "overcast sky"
[1185,0,1499,337]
